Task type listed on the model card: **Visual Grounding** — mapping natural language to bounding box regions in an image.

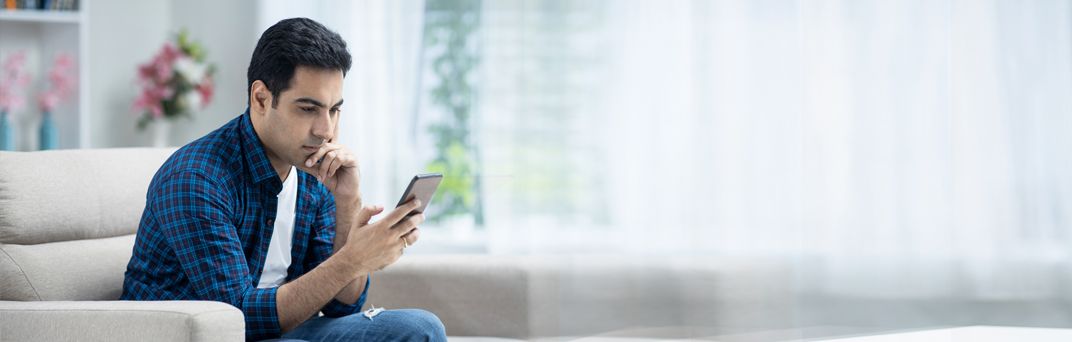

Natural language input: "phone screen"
[396,173,443,216]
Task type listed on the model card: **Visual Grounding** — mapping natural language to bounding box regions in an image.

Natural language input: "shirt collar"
[239,108,280,185]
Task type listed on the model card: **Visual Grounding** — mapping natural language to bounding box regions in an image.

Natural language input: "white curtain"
[257,0,1072,318]
[242,0,1072,333]
[477,0,1072,305]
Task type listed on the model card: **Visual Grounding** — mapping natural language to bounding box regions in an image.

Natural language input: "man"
[121,18,447,341]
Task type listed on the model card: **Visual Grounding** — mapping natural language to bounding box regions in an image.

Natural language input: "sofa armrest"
[0,300,244,342]
[368,254,797,339]
[366,255,559,339]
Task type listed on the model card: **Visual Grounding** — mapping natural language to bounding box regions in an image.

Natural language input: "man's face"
[253,66,344,172]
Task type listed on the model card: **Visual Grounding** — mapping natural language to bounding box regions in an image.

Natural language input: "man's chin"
[288,155,308,171]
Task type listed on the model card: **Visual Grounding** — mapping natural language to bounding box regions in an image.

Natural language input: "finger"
[326,153,347,179]
[380,199,422,228]
[402,227,421,245]
[304,144,341,169]
[320,150,339,180]
[310,143,338,168]
[390,218,415,235]
[411,213,425,227]
[335,152,359,177]
[392,214,424,238]
[355,205,384,226]
[319,150,339,180]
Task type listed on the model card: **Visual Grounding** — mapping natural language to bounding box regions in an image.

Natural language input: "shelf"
[0,4,86,150]
[0,9,80,24]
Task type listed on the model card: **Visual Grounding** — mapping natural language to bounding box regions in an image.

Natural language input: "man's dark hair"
[247,18,351,107]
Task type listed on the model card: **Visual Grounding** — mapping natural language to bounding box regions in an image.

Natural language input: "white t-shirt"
[257,166,298,289]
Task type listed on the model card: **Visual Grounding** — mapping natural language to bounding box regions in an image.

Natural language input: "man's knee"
[379,309,447,341]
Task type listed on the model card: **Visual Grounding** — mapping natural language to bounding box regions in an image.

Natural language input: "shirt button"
[267,219,274,226]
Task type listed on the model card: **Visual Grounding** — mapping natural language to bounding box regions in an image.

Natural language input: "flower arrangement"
[0,51,30,114]
[38,54,76,113]
[133,30,215,130]
[0,51,30,150]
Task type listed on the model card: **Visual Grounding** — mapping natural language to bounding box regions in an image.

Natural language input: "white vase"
[152,120,171,147]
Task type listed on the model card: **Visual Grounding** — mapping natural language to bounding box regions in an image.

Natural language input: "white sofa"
[0,148,243,341]
[0,148,795,341]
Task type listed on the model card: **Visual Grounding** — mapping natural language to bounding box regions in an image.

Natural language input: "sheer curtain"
[250,0,1072,332]
[257,0,1072,312]
[477,0,1072,304]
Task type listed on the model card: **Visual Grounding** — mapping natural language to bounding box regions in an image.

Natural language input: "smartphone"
[395,173,443,217]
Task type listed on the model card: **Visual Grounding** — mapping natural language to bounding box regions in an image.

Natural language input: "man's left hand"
[301,143,360,207]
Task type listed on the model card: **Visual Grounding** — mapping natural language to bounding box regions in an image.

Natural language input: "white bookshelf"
[0,4,88,150]
[0,9,80,23]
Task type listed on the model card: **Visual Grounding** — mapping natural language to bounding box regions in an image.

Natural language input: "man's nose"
[312,113,334,142]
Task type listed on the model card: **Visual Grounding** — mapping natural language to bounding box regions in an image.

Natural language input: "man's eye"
[301,107,317,113]
[330,108,340,115]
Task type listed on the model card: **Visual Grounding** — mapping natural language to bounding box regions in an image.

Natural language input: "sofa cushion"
[0,234,135,301]
[0,148,175,245]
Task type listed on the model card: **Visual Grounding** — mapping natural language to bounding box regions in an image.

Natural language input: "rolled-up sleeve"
[321,277,371,317]
[153,171,282,340]
[307,191,371,317]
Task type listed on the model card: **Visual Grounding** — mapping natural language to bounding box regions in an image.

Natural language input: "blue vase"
[40,111,57,150]
[0,111,14,151]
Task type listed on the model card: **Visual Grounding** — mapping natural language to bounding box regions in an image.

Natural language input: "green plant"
[420,0,484,225]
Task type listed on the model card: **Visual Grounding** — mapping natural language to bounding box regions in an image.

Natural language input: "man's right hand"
[338,198,424,273]
[276,199,422,333]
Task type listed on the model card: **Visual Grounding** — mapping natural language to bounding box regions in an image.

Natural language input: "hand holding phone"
[396,173,443,217]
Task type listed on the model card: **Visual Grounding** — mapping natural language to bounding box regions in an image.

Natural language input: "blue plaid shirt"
[121,110,369,341]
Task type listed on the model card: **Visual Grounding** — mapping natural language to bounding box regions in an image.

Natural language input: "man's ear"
[250,80,272,115]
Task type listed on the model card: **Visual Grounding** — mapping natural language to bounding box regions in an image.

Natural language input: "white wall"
[87,0,171,147]
[169,0,258,145]
[88,0,258,147]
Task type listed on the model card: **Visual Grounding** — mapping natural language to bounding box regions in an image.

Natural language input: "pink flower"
[197,75,214,107]
[2,52,28,80]
[132,84,175,119]
[133,88,162,119]
[152,56,173,82]
[38,91,59,112]
[159,42,180,64]
[38,53,77,112]
[0,51,31,112]
[0,88,22,112]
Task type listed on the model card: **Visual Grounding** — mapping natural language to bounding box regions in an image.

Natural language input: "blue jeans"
[264,309,447,342]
